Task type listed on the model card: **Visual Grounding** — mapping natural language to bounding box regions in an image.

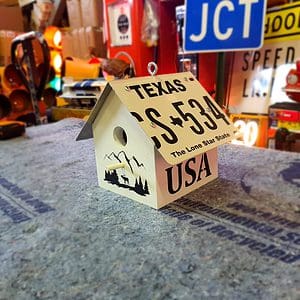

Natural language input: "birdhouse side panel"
[155,147,218,208]
[92,95,159,208]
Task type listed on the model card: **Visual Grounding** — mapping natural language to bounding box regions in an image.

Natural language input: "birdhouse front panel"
[92,91,160,209]
[155,147,218,209]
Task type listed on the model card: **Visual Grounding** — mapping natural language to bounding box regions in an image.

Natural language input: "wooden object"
[77,71,236,209]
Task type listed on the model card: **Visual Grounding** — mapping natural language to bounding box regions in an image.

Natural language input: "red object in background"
[276,110,300,122]
[9,89,31,113]
[283,60,300,103]
[105,0,181,76]
[89,57,101,64]
[105,0,218,101]
[198,53,217,94]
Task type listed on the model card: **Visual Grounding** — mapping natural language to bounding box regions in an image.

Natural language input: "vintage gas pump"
[105,0,180,76]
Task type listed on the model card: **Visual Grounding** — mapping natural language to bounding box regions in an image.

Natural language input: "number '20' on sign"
[131,95,230,149]
[232,119,259,146]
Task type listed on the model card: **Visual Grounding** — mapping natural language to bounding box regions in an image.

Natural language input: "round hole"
[113,126,127,146]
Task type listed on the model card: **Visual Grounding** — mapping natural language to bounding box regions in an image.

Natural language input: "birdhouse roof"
[77,72,236,165]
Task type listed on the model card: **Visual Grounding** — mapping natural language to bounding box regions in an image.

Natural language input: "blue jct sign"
[184,0,267,52]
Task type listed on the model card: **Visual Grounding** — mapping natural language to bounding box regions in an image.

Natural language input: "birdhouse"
[77,70,236,209]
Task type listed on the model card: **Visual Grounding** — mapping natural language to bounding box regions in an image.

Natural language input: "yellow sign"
[228,3,300,115]
[264,3,300,43]
[230,114,269,148]
[110,72,236,165]
[278,120,300,132]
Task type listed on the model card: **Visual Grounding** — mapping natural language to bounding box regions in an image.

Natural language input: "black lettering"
[217,229,235,238]
[286,46,295,64]
[257,211,272,219]
[280,254,300,264]
[19,194,33,201]
[170,149,186,158]
[263,49,271,69]
[166,164,183,194]
[172,100,204,135]
[209,208,223,216]
[259,244,276,254]
[227,202,243,210]
[10,186,25,196]
[166,210,192,220]
[274,48,282,68]
[190,219,210,227]
[227,234,244,242]
[242,78,248,97]
[25,199,54,213]
[173,79,186,91]
[242,219,263,231]
[260,226,283,236]
[267,249,286,258]
[141,83,158,98]
[272,15,282,32]
[0,196,31,223]
[238,237,256,246]
[130,111,144,122]
[0,177,13,189]
[177,198,193,206]
[160,206,172,214]
[197,153,211,181]
[252,51,260,70]
[188,99,217,130]
[285,221,300,229]
[184,158,197,187]
[165,81,179,94]
[242,52,250,71]
[284,12,295,30]
[176,213,193,221]
[198,204,213,212]
[203,96,230,125]
[207,225,226,233]
[129,84,144,99]
[145,108,178,149]
[269,215,289,224]
[248,242,266,251]
[190,219,204,226]
[279,231,300,243]
[152,82,169,96]
[264,16,270,34]
[231,216,248,224]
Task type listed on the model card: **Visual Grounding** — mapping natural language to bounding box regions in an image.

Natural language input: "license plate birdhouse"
[77,66,236,209]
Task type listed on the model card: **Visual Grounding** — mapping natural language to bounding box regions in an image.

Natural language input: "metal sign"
[108,1,132,46]
[184,0,267,53]
[111,72,236,165]
[228,3,300,114]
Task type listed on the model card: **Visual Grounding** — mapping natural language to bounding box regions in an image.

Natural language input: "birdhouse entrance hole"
[113,126,127,146]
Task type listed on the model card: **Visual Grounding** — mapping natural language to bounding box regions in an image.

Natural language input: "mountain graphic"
[104,151,144,173]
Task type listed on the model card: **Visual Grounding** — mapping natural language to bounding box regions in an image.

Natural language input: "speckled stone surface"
[0,118,299,300]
